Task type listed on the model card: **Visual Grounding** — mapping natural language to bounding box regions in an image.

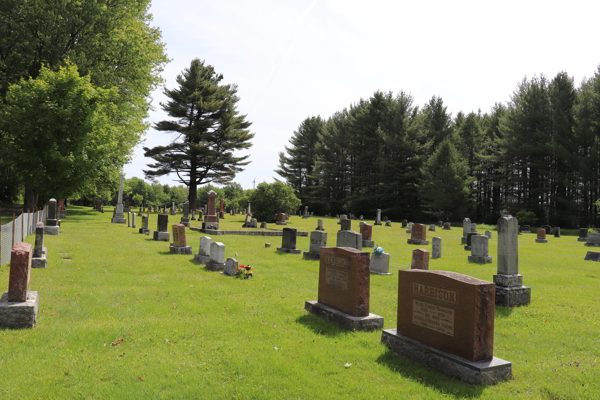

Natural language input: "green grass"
[0,207,598,399]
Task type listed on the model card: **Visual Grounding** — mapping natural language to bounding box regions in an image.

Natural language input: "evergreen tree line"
[277,69,600,228]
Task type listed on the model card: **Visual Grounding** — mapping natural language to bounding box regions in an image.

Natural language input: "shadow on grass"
[376,350,485,398]
[295,314,350,338]
[495,306,513,318]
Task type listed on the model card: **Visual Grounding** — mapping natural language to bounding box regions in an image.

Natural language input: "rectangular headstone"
[370,252,390,275]
[33,223,44,258]
[586,233,600,246]
[282,227,297,250]
[223,257,239,276]
[309,231,328,253]
[411,249,429,270]
[469,235,492,263]
[336,230,362,250]
[157,214,168,232]
[340,219,352,231]
[359,223,372,241]
[210,242,225,264]
[171,224,186,247]
[432,237,442,259]
[8,243,32,302]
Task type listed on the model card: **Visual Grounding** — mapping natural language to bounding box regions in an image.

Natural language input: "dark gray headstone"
[584,251,600,261]
[157,214,169,232]
[282,228,297,250]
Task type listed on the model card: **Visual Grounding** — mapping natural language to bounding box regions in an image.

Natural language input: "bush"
[515,210,536,226]
[249,182,301,223]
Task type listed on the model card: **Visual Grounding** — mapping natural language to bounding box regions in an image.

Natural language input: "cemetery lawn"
[0,208,598,400]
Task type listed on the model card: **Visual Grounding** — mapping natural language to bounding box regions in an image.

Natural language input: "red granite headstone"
[8,242,33,302]
[59,199,65,212]
[397,269,495,361]
[411,224,426,240]
[318,247,371,317]
[359,223,373,241]
[204,191,218,224]
[411,248,429,270]
[536,228,545,240]
[171,224,186,247]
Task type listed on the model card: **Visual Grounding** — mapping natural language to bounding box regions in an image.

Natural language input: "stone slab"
[276,247,301,254]
[153,231,170,241]
[495,285,531,307]
[584,251,600,261]
[44,226,60,235]
[0,291,39,329]
[303,251,321,260]
[205,261,225,271]
[468,255,492,264]
[380,329,511,386]
[32,256,48,268]
[535,239,548,243]
[190,227,308,236]
[407,239,429,245]
[111,217,126,224]
[169,245,192,254]
[584,243,600,247]
[195,254,210,264]
[304,301,384,331]
[139,228,150,234]
[493,274,524,287]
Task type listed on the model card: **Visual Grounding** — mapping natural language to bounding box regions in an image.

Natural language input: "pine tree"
[144,59,254,207]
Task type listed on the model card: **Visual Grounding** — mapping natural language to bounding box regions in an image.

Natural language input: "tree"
[418,138,472,220]
[249,181,301,223]
[144,59,254,207]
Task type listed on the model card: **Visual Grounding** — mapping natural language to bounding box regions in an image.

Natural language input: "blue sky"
[124,0,600,189]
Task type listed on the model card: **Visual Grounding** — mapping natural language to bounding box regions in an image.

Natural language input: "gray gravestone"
[336,230,362,250]
[585,233,600,247]
[340,219,352,231]
[468,235,492,263]
[223,257,239,276]
[485,230,492,239]
[578,228,588,242]
[277,228,301,254]
[111,173,126,224]
[153,214,169,241]
[132,213,136,228]
[464,232,478,251]
[584,251,600,261]
[370,252,391,275]
[554,227,560,237]
[316,219,325,231]
[461,218,471,244]
[139,215,149,234]
[432,237,442,259]
[181,201,190,227]
[206,242,225,271]
[32,222,48,268]
[195,236,212,264]
[374,209,382,225]
[304,230,327,260]
[44,198,60,235]
[428,224,436,232]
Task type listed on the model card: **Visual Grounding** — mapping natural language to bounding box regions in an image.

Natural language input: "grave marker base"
[195,254,210,264]
[464,245,472,251]
[494,286,531,307]
[362,240,375,248]
[577,238,587,242]
[460,237,468,244]
[468,255,492,264]
[535,239,548,243]
[371,271,392,275]
[32,254,48,269]
[276,247,301,254]
[139,228,149,234]
[169,245,192,254]
[205,261,225,271]
[0,291,39,329]
[584,243,600,247]
[304,301,384,331]
[44,226,60,235]
[380,329,511,386]
[407,239,429,245]
[153,231,170,241]
[303,251,321,260]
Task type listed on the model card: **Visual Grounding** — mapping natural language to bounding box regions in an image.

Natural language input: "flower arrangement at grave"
[237,265,253,279]
[373,246,385,255]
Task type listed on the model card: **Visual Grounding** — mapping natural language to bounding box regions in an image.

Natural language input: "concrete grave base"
[304,301,384,331]
[464,245,472,251]
[407,239,429,245]
[303,251,320,260]
[277,247,301,254]
[443,227,452,230]
[195,254,210,264]
[205,261,225,271]
[374,222,382,226]
[111,218,126,224]
[205,222,219,230]
[494,285,532,307]
[493,273,523,287]
[0,291,39,329]
[275,221,288,225]
[380,329,512,386]
[44,226,60,235]
[577,238,587,242]
[371,270,392,276]
[169,245,192,254]
[535,239,548,243]
[468,255,492,264]
[153,231,170,241]
[362,240,375,248]
[32,255,48,269]
[584,243,600,247]
[139,228,149,234]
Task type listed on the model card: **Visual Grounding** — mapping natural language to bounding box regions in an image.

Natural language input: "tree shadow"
[295,314,350,338]
[495,306,513,318]
[376,350,485,398]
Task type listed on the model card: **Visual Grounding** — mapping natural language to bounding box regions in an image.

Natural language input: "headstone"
[181,201,190,227]
[59,199,67,219]
[276,213,288,225]
[374,209,382,225]
[0,242,39,329]
[493,216,531,307]
[408,224,428,245]
[370,251,391,275]
[584,233,600,247]
[521,225,531,233]
[223,258,239,276]
[406,222,413,234]
[170,224,192,254]
[535,228,548,243]
[260,222,268,229]
[247,203,251,215]
[127,212,131,227]
[340,219,352,231]
[554,227,560,237]
[468,235,492,264]
[428,224,436,232]
[485,230,492,239]
[336,230,362,250]
[111,173,126,224]
[195,236,212,264]
[542,225,552,236]
[139,215,150,234]
[584,251,600,261]
[385,220,392,227]
[381,269,511,385]
[277,228,301,254]
[411,249,429,270]
[32,223,48,268]
[360,223,375,247]
[443,222,451,230]
[264,243,272,248]
[401,219,408,228]
[206,242,226,271]
[203,191,219,230]
[303,231,328,260]
[578,228,588,242]
[219,199,225,219]
[304,247,384,331]
[303,206,309,219]
[438,220,443,227]
[316,219,325,231]
[432,237,442,259]
[464,232,479,251]
[132,213,137,228]
[170,202,176,215]
[45,198,60,235]
[460,218,471,244]
[153,214,170,241]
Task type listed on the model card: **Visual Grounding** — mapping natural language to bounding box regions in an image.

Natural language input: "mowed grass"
[0,207,598,400]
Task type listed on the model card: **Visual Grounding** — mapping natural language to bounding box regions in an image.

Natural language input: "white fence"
[0,207,48,266]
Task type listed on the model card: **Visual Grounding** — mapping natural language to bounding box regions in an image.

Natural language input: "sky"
[124,0,600,190]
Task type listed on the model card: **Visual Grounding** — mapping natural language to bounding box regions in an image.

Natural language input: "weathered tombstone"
[153,214,170,241]
[554,227,560,238]
[578,228,588,242]
[584,233,600,247]
[438,220,443,227]
[584,251,600,261]
[493,216,531,307]
[460,218,472,244]
[443,222,451,230]
[340,219,352,231]
[374,209,382,225]
[251,218,258,228]
[32,223,47,268]
[260,222,268,229]
[194,236,212,264]
[169,224,192,254]
[276,213,288,225]
[428,224,436,232]
[170,202,176,215]
[223,257,239,276]
[316,219,325,231]
[535,228,548,243]
[219,199,225,219]
[360,223,375,247]
[180,201,190,227]
[304,247,384,331]
[45,198,60,235]
[112,174,126,224]
[469,235,492,264]
[59,199,67,219]
[401,219,408,228]
[464,232,479,251]
[203,191,219,230]
[381,269,511,385]
[385,220,392,227]
[336,230,363,250]
[127,212,131,227]
[371,251,391,275]
[303,231,328,260]
[406,222,413,234]
[132,213,137,228]
[206,242,226,271]
[303,206,309,219]
[411,249,429,270]
[0,242,40,329]
[408,224,429,245]
[432,237,442,259]
[139,215,149,234]
[277,228,301,254]
[485,230,492,239]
